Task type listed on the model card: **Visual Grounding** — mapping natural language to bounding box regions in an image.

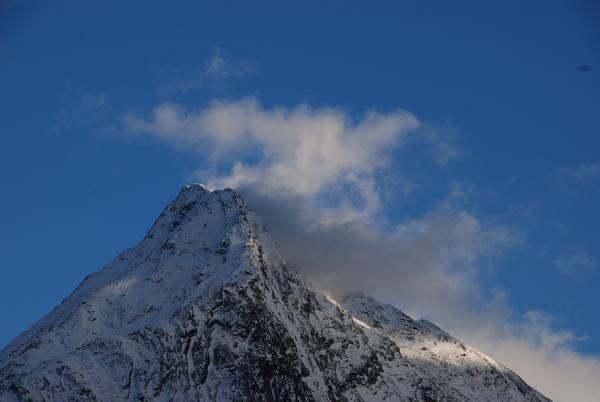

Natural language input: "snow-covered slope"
[0,185,550,401]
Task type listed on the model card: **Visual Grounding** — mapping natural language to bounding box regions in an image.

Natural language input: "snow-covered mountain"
[0,185,550,401]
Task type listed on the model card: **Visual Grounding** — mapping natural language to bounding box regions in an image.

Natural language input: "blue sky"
[1,1,599,398]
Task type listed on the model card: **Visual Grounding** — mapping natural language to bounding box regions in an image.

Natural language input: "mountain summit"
[0,185,550,401]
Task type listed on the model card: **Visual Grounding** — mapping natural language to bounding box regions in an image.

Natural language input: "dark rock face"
[0,185,551,401]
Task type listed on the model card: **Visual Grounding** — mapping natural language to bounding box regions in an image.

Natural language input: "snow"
[351,317,371,330]
[0,184,550,402]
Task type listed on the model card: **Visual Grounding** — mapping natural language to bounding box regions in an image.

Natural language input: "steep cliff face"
[0,185,550,401]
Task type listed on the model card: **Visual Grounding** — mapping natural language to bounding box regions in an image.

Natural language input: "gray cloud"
[239,185,513,317]
[241,184,600,402]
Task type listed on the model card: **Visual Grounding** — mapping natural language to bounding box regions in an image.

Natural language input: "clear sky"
[1,1,599,399]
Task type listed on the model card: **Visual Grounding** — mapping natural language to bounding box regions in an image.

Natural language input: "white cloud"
[123,97,600,401]
[125,98,419,226]
[460,310,600,402]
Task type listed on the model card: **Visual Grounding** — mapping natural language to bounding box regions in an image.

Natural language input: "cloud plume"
[124,98,600,401]
[125,98,419,226]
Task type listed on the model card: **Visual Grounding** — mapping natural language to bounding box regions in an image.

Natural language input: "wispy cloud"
[204,48,256,79]
[54,92,113,132]
[554,250,596,274]
[419,125,465,166]
[552,162,600,187]
[162,49,256,93]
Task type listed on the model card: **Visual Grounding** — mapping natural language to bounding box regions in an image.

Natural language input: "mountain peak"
[145,184,248,250]
[0,186,550,402]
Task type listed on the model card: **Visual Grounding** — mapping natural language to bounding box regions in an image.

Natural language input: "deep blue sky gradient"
[1,0,599,355]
